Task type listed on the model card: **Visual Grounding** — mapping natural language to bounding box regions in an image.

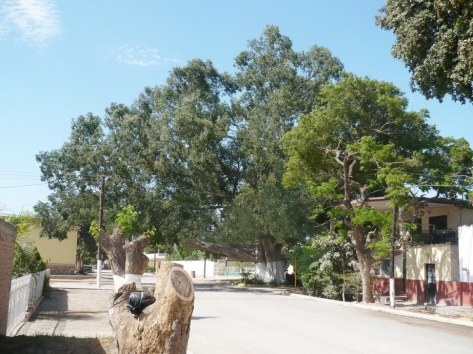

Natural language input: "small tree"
[116,205,138,241]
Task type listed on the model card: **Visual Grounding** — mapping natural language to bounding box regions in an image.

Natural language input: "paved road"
[18,278,473,354]
[187,282,473,354]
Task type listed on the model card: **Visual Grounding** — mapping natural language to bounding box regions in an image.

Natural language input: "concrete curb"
[290,293,473,328]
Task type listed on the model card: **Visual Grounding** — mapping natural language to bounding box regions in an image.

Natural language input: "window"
[379,259,391,277]
[429,215,447,231]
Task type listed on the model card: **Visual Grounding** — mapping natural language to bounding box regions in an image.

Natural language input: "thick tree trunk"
[359,256,374,303]
[352,226,375,303]
[255,237,285,282]
[185,238,260,262]
[100,228,150,291]
[354,250,374,303]
[100,228,126,276]
[185,237,286,282]
[109,261,194,354]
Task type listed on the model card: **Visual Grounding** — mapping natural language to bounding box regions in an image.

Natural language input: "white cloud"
[115,46,180,67]
[0,0,60,45]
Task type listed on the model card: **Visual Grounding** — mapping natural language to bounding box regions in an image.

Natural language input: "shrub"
[145,266,156,273]
[12,243,47,278]
[42,275,52,297]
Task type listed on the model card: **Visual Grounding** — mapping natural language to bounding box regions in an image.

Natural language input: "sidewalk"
[15,287,114,337]
[290,292,473,328]
[15,273,240,338]
[22,274,473,339]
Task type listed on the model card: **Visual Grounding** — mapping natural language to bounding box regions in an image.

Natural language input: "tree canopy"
[376,0,473,103]
[283,74,473,301]
[34,26,343,281]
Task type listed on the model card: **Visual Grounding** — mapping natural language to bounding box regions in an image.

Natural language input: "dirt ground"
[0,335,117,354]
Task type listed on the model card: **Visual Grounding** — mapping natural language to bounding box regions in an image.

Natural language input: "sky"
[1,0,472,216]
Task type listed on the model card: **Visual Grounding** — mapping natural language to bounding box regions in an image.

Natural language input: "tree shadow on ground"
[31,311,105,321]
[193,282,288,295]
[38,289,69,312]
[191,316,219,320]
[0,335,116,354]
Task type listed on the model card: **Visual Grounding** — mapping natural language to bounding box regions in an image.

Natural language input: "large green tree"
[283,74,473,301]
[377,0,473,103]
[35,26,343,282]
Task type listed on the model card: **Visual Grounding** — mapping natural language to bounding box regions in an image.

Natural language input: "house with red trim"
[367,197,473,306]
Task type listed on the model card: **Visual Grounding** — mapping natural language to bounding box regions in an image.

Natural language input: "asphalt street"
[187,281,473,354]
[19,274,473,354]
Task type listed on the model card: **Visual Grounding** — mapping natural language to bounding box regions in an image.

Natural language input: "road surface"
[188,281,473,354]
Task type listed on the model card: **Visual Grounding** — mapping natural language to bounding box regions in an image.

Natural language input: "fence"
[214,260,255,276]
[7,269,48,335]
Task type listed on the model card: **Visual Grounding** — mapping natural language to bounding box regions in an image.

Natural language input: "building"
[369,197,473,306]
[19,226,78,274]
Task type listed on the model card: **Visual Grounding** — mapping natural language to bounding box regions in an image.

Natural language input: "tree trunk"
[352,226,375,303]
[99,228,126,276]
[75,251,84,273]
[185,237,286,282]
[100,228,150,291]
[356,251,374,303]
[255,237,285,283]
[109,262,194,354]
[185,238,259,262]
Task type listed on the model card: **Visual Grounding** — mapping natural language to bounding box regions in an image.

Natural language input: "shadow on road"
[193,282,287,295]
[191,316,219,320]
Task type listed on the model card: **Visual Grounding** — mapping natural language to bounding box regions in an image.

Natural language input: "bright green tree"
[283,74,473,302]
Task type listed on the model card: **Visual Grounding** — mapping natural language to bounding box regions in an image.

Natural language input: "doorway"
[425,264,436,304]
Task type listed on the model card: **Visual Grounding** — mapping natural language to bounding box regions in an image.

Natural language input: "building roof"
[351,196,471,212]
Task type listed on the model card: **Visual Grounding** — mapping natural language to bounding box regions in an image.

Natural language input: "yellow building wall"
[394,254,403,278]
[406,244,459,282]
[20,226,78,266]
[417,206,473,231]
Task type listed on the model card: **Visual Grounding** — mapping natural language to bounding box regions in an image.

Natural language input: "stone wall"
[0,219,16,335]
[48,264,75,275]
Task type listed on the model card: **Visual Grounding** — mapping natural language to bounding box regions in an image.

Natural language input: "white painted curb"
[289,293,473,328]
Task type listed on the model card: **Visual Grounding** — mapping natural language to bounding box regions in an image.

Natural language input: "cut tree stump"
[99,228,150,290]
[109,261,194,354]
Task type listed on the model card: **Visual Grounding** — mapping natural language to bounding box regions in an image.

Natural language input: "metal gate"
[426,264,436,304]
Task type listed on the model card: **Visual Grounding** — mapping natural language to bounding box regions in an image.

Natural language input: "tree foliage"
[116,205,138,241]
[12,244,47,278]
[377,0,473,103]
[1,211,37,238]
[283,74,473,301]
[34,26,343,273]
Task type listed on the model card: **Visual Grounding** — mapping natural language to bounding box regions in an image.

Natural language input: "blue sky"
[1,0,472,216]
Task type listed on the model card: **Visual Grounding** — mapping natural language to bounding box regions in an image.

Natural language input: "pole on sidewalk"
[390,204,398,308]
[203,251,208,279]
[97,175,105,288]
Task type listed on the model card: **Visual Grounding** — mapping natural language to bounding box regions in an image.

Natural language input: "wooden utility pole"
[97,175,105,288]
[390,205,398,308]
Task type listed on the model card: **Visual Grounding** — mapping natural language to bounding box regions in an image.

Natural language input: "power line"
[0,183,47,189]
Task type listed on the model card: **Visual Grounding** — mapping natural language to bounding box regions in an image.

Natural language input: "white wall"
[458,225,473,282]
[171,260,215,278]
